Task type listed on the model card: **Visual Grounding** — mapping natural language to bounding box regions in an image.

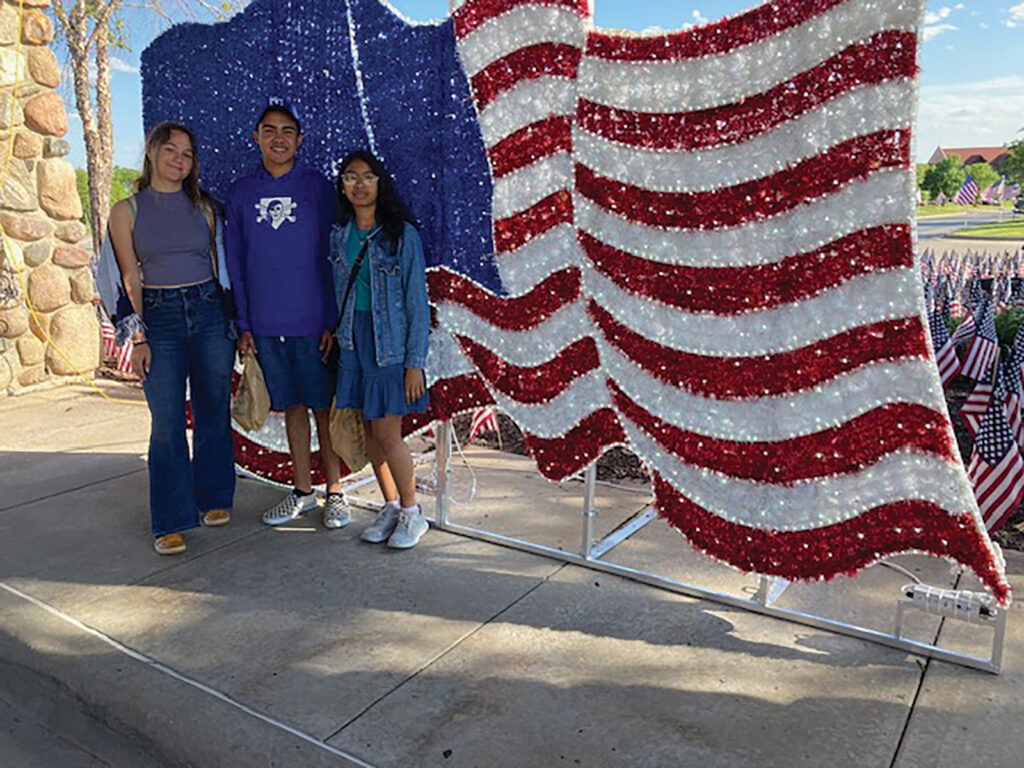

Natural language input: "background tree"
[1004,139,1024,186]
[52,2,230,255]
[966,161,1000,198]
[922,155,967,201]
[52,1,120,256]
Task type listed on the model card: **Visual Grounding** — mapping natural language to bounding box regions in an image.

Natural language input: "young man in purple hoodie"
[225,98,349,529]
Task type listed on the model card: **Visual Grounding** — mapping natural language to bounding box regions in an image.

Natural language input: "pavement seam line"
[887,568,962,767]
[324,561,569,742]
[0,581,378,768]
[0,467,148,515]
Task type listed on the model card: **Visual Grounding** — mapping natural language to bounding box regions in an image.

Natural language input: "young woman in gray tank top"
[109,123,236,556]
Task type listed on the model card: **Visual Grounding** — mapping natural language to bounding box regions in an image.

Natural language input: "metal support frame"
[410,426,1007,674]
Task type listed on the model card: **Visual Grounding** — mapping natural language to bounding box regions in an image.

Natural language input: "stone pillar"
[0,0,97,394]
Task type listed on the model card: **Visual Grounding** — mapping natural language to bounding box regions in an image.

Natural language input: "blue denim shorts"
[253,335,335,411]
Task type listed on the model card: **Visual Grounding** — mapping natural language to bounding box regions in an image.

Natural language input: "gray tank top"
[133,187,213,287]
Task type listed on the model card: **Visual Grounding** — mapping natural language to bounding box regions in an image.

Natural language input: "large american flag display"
[142,0,1010,601]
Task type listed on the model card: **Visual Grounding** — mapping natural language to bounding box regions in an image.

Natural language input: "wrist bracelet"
[134,340,149,346]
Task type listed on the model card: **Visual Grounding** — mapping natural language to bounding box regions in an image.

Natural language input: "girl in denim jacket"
[330,151,431,549]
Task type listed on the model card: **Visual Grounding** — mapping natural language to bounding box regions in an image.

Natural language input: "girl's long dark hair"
[336,151,415,247]
[135,122,219,214]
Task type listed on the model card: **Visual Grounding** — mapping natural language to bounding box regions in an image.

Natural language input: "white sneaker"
[387,506,429,549]
[323,493,352,529]
[360,505,400,543]
[263,490,318,526]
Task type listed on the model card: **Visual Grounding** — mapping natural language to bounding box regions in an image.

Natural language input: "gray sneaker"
[323,493,352,529]
[263,490,318,526]
[387,506,429,549]
[360,504,400,543]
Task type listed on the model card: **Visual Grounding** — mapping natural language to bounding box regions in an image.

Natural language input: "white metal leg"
[423,422,1006,674]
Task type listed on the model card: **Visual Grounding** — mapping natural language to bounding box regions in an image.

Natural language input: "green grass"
[917,202,1014,217]
[950,219,1024,239]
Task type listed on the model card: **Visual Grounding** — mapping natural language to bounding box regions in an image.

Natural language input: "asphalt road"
[917,209,1017,240]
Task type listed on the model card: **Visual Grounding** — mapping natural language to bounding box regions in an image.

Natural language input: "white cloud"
[923,23,958,40]
[924,3,966,39]
[917,75,1024,160]
[110,57,139,75]
[1006,2,1024,27]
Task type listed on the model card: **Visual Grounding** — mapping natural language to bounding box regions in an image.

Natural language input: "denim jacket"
[329,220,430,369]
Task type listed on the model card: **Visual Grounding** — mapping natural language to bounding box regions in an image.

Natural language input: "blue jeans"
[142,281,236,537]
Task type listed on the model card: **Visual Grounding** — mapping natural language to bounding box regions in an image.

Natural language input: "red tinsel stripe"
[233,430,334,486]
[576,130,910,230]
[610,380,954,483]
[586,0,847,61]
[589,300,930,399]
[577,31,916,151]
[523,408,626,480]
[488,115,573,178]
[424,373,495,421]
[471,43,582,110]
[429,266,580,330]
[580,225,913,314]
[458,335,599,403]
[494,190,573,253]
[454,0,590,40]
[652,475,1011,604]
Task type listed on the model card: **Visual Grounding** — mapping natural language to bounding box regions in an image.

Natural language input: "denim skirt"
[335,310,429,419]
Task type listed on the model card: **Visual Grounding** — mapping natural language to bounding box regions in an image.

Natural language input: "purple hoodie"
[224,161,337,337]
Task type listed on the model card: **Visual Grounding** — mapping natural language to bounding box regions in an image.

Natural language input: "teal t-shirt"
[346,226,373,311]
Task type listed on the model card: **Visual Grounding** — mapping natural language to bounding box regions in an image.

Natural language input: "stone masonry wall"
[0,0,96,394]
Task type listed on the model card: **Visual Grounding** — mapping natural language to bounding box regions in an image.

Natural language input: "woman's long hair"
[336,151,416,247]
[135,121,219,218]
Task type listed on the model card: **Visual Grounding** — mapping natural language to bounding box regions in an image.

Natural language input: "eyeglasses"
[342,172,379,185]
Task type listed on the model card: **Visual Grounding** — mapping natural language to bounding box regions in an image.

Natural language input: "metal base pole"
[424,425,1005,674]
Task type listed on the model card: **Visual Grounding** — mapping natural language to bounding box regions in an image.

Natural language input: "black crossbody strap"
[334,227,380,333]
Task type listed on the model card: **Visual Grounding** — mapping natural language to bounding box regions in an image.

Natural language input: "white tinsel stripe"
[573,80,914,193]
[586,267,922,356]
[578,0,920,112]
[492,152,574,219]
[599,342,948,442]
[436,299,589,367]
[488,370,609,439]
[426,328,477,385]
[477,78,577,146]
[622,417,974,533]
[495,224,582,295]
[456,5,585,78]
[574,169,914,268]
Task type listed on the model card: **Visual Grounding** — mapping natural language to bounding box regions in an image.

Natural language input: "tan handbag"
[231,350,270,432]
[329,401,369,473]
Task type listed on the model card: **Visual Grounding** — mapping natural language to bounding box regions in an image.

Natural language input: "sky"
[57,0,1024,171]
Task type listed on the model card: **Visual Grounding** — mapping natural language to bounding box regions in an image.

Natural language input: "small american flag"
[961,379,993,439]
[949,313,976,347]
[468,407,499,443]
[954,174,979,205]
[115,337,134,374]
[1001,360,1024,448]
[100,310,116,359]
[927,298,960,387]
[968,374,1024,532]
[960,298,998,381]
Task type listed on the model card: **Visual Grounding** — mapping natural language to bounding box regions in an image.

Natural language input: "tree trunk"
[92,16,114,254]
[64,7,105,256]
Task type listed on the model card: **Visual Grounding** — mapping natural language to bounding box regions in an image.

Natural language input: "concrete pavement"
[1,381,1021,767]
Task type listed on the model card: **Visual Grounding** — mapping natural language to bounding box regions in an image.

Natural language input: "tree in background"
[1005,140,1024,186]
[968,161,1000,197]
[52,2,229,255]
[75,166,141,232]
[922,155,967,201]
[52,1,120,256]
